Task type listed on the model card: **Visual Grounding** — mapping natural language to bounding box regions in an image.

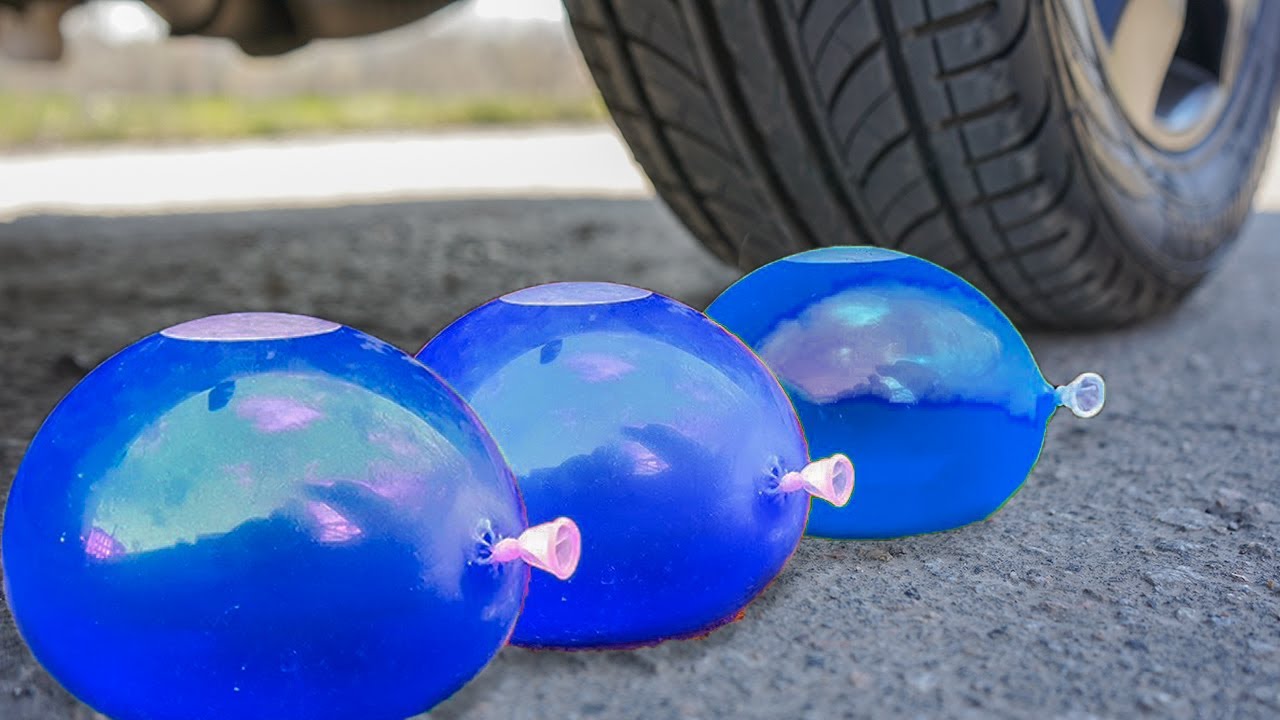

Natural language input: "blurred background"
[0,0,651,217]
[4,0,1280,217]
[1,0,596,144]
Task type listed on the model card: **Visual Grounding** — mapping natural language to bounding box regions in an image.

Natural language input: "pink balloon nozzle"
[491,517,582,580]
[778,454,854,507]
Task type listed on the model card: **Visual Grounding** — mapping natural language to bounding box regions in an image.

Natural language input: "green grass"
[0,93,608,148]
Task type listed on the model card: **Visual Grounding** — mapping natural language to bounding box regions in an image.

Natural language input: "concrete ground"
[1,163,1278,718]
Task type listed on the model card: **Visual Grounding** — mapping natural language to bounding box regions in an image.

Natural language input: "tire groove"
[839,86,895,153]
[797,0,820,24]
[939,93,1019,129]
[680,0,817,255]
[989,226,1070,263]
[620,30,706,91]
[760,0,879,246]
[608,106,748,169]
[1037,214,1101,298]
[909,1,998,36]
[868,0,1024,314]
[857,132,911,186]
[876,175,930,221]
[643,175,771,219]
[940,38,1058,317]
[968,171,1047,208]
[585,1,737,257]
[890,207,944,248]
[993,160,1075,233]
[809,0,865,68]
[824,40,886,115]
[934,1,1031,80]
[968,86,1053,165]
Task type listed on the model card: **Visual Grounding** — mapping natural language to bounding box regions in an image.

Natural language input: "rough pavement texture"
[0,198,1277,720]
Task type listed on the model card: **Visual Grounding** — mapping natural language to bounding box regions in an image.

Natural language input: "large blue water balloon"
[707,247,1104,539]
[2,312,580,720]
[418,283,851,648]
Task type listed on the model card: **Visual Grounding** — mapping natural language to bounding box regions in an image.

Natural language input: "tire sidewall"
[1048,0,1280,277]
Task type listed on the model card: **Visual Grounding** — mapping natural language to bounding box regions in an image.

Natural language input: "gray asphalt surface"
[1,197,1277,720]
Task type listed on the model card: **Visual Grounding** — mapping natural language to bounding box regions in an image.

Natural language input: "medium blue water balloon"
[417,283,851,649]
[707,247,1104,539]
[2,312,580,720]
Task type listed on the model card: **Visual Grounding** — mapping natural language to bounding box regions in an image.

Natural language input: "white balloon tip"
[1056,372,1106,418]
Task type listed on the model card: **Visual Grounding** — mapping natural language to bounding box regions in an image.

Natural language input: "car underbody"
[0,0,453,61]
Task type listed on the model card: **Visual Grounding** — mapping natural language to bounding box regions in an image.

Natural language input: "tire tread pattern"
[565,0,1280,328]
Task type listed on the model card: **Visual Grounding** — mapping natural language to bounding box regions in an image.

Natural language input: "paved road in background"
[0,127,650,219]
[0,132,1277,719]
[5,123,1280,216]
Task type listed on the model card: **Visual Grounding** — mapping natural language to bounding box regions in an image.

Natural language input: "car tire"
[564,0,1280,328]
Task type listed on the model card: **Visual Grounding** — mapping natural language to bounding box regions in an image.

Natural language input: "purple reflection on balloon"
[226,463,254,489]
[368,427,425,458]
[306,501,365,544]
[564,353,637,383]
[83,528,126,561]
[236,396,324,433]
[619,439,671,476]
[756,285,1014,410]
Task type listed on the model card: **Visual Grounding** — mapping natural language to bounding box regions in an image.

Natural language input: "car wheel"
[565,0,1280,328]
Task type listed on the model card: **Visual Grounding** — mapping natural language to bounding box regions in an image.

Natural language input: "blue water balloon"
[2,312,580,720]
[707,247,1104,539]
[417,283,851,649]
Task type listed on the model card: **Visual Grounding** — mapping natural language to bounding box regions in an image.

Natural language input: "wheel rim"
[1090,0,1258,152]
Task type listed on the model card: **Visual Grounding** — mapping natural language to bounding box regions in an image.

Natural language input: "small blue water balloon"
[417,283,851,648]
[707,247,1105,539]
[2,312,580,720]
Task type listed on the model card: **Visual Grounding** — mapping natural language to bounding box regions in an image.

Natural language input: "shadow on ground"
[1,199,1277,720]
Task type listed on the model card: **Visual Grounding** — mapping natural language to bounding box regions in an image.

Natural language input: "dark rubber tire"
[563,0,1280,329]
